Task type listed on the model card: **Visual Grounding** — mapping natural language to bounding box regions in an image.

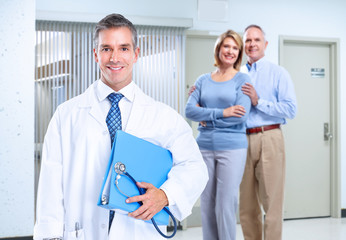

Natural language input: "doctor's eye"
[101,47,112,52]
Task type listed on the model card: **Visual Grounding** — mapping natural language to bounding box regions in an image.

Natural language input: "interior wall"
[2,1,342,237]
[0,0,35,237]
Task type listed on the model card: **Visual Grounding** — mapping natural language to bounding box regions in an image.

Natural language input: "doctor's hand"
[126,182,168,221]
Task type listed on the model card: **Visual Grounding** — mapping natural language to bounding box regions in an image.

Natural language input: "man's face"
[94,27,139,91]
[244,27,268,64]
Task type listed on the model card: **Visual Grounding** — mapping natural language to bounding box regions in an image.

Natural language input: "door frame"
[279,36,341,218]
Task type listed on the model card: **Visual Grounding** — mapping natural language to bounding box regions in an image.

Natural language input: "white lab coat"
[34,80,208,240]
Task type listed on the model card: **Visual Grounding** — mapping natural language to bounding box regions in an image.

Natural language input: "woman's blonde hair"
[214,30,243,70]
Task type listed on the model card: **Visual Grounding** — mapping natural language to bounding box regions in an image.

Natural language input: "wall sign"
[311,68,325,78]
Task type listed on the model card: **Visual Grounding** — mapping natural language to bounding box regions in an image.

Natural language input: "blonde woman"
[185,30,251,240]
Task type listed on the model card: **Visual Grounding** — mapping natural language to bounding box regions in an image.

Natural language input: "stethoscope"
[114,162,177,238]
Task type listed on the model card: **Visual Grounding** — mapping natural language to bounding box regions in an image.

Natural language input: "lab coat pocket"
[65,228,85,240]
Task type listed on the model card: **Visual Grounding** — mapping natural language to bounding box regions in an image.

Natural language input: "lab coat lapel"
[78,82,107,129]
[125,85,153,134]
[89,103,107,129]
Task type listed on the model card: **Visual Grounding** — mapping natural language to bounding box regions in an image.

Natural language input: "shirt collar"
[246,57,266,71]
[97,80,135,103]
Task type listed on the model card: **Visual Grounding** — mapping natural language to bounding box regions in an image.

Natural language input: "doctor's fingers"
[128,205,153,220]
[136,181,155,190]
[127,195,161,221]
[135,182,169,207]
[125,182,155,204]
[125,183,159,209]
[126,191,148,205]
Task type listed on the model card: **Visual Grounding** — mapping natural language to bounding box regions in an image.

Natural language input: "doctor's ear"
[94,48,99,63]
[133,47,140,61]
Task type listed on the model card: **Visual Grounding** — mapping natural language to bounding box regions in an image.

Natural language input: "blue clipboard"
[98,130,173,225]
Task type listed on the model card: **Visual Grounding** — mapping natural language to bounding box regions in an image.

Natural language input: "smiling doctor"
[34,13,208,240]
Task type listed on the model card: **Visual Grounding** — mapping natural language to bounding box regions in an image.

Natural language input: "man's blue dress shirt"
[241,58,297,128]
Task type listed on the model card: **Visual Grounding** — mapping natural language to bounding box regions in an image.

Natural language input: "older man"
[239,25,297,240]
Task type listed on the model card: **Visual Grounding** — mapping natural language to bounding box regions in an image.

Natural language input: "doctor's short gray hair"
[93,13,138,50]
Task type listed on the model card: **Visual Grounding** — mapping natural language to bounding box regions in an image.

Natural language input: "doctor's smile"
[107,65,123,71]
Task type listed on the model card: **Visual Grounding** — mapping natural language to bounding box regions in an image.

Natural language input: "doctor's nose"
[110,51,117,62]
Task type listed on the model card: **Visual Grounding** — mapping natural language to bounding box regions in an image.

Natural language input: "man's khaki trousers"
[239,128,285,240]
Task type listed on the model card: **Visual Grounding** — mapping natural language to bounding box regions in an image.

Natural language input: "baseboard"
[0,237,33,240]
[342,209,346,218]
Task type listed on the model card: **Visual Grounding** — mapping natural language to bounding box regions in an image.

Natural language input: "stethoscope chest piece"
[114,162,126,175]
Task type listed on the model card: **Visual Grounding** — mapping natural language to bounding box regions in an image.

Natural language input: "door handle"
[324,123,333,141]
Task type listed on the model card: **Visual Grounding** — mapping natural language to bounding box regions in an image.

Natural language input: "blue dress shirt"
[241,58,297,128]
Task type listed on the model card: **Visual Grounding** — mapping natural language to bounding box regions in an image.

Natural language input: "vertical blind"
[34,20,186,189]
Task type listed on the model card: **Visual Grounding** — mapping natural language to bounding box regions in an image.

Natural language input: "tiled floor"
[174,217,346,240]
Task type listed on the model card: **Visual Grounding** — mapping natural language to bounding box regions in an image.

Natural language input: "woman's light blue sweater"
[185,72,251,150]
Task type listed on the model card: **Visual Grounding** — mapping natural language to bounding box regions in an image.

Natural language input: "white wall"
[0,0,35,237]
[2,0,345,237]
[38,0,346,212]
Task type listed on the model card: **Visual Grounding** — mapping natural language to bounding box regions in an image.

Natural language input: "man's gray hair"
[93,13,138,50]
[244,24,266,41]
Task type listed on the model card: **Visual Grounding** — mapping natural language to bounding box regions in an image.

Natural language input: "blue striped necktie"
[106,92,123,229]
[106,93,124,144]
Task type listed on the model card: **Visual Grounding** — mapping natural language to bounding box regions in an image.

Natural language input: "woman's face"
[218,37,240,68]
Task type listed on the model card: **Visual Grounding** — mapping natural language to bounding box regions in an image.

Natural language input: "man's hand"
[126,182,168,221]
[242,82,259,106]
[188,85,196,96]
[223,105,246,118]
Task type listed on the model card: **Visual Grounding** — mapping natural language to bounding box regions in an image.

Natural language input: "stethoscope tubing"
[123,171,177,238]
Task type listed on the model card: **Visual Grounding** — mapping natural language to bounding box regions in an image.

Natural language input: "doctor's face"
[94,27,139,91]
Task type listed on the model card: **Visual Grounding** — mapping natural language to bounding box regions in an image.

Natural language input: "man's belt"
[246,124,281,135]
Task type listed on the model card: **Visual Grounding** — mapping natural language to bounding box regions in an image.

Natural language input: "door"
[185,33,218,137]
[281,40,333,219]
[184,33,219,227]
